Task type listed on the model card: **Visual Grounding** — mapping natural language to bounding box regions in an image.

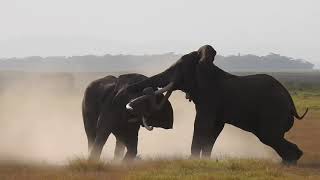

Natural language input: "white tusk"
[126,103,133,111]
[154,82,175,95]
[142,116,153,131]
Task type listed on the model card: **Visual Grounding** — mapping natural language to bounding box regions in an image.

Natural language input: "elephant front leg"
[191,126,202,158]
[123,127,139,161]
[191,106,223,159]
[89,129,111,161]
[114,138,126,160]
[191,110,207,158]
[123,136,138,161]
[201,123,224,158]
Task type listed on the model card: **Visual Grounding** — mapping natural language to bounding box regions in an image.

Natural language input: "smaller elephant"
[82,73,173,161]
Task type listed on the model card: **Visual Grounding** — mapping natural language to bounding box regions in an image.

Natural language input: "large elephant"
[82,73,173,161]
[125,45,308,164]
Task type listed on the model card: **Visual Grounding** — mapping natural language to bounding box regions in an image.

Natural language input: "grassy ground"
[0,87,319,179]
[287,88,320,166]
[1,158,320,180]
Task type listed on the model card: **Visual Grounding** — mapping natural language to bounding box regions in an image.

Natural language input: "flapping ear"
[197,45,216,64]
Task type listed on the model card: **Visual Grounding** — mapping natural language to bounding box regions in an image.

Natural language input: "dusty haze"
[0,72,278,164]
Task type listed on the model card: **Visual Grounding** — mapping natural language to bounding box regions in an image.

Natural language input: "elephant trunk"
[128,69,172,92]
[142,116,153,131]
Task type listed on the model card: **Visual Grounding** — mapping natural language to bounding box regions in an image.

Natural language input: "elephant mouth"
[126,101,155,131]
[127,116,153,131]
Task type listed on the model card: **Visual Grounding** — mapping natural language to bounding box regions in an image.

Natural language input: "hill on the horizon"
[0,53,314,72]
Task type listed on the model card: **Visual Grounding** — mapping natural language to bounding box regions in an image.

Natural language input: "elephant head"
[120,87,174,131]
[125,45,217,111]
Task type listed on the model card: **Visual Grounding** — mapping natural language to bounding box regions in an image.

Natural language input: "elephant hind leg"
[280,138,303,164]
[259,136,302,165]
[89,129,111,161]
[114,138,126,160]
[89,112,112,161]
[83,109,99,153]
[86,128,96,154]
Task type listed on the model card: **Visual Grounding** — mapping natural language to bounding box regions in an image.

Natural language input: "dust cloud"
[0,73,278,164]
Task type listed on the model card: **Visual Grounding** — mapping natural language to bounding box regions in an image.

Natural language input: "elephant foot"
[135,155,142,161]
[296,149,303,160]
[122,155,139,163]
[282,160,297,166]
[88,154,100,162]
[122,157,143,165]
[189,154,200,160]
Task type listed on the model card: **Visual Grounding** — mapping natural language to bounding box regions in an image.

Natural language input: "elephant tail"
[290,96,308,120]
[292,107,309,120]
[285,86,309,120]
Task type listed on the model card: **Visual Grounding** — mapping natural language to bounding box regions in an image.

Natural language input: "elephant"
[82,73,173,161]
[124,45,308,164]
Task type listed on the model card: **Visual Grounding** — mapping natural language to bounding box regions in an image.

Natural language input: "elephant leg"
[201,123,225,158]
[279,138,303,165]
[83,110,99,154]
[258,112,302,165]
[259,136,302,165]
[88,111,112,161]
[89,129,111,161]
[123,137,138,161]
[114,138,126,160]
[191,107,218,158]
[191,121,203,158]
[123,126,139,161]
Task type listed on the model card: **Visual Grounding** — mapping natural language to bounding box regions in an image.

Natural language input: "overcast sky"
[0,0,319,68]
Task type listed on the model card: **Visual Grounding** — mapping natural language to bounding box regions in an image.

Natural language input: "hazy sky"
[0,0,319,68]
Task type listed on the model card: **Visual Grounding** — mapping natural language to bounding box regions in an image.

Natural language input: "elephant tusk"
[154,82,175,95]
[126,103,133,111]
[126,94,151,111]
[142,116,153,131]
[126,82,175,111]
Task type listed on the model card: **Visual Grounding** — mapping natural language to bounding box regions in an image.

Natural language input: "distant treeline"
[0,53,314,72]
[1,72,319,95]
[215,53,314,72]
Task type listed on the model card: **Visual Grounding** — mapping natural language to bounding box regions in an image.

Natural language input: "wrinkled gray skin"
[82,73,173,161]
[125,45,308,164]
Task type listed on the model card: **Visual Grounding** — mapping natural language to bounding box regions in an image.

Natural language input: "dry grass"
[1,158,320,180]
[0,82,319,179]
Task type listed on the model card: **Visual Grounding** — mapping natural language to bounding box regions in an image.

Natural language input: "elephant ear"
[197,45,217,64]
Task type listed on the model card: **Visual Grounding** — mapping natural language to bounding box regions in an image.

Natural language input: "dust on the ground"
[0,73,277,164]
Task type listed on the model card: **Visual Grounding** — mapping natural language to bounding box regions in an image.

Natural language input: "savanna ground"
[0,71,319,179]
